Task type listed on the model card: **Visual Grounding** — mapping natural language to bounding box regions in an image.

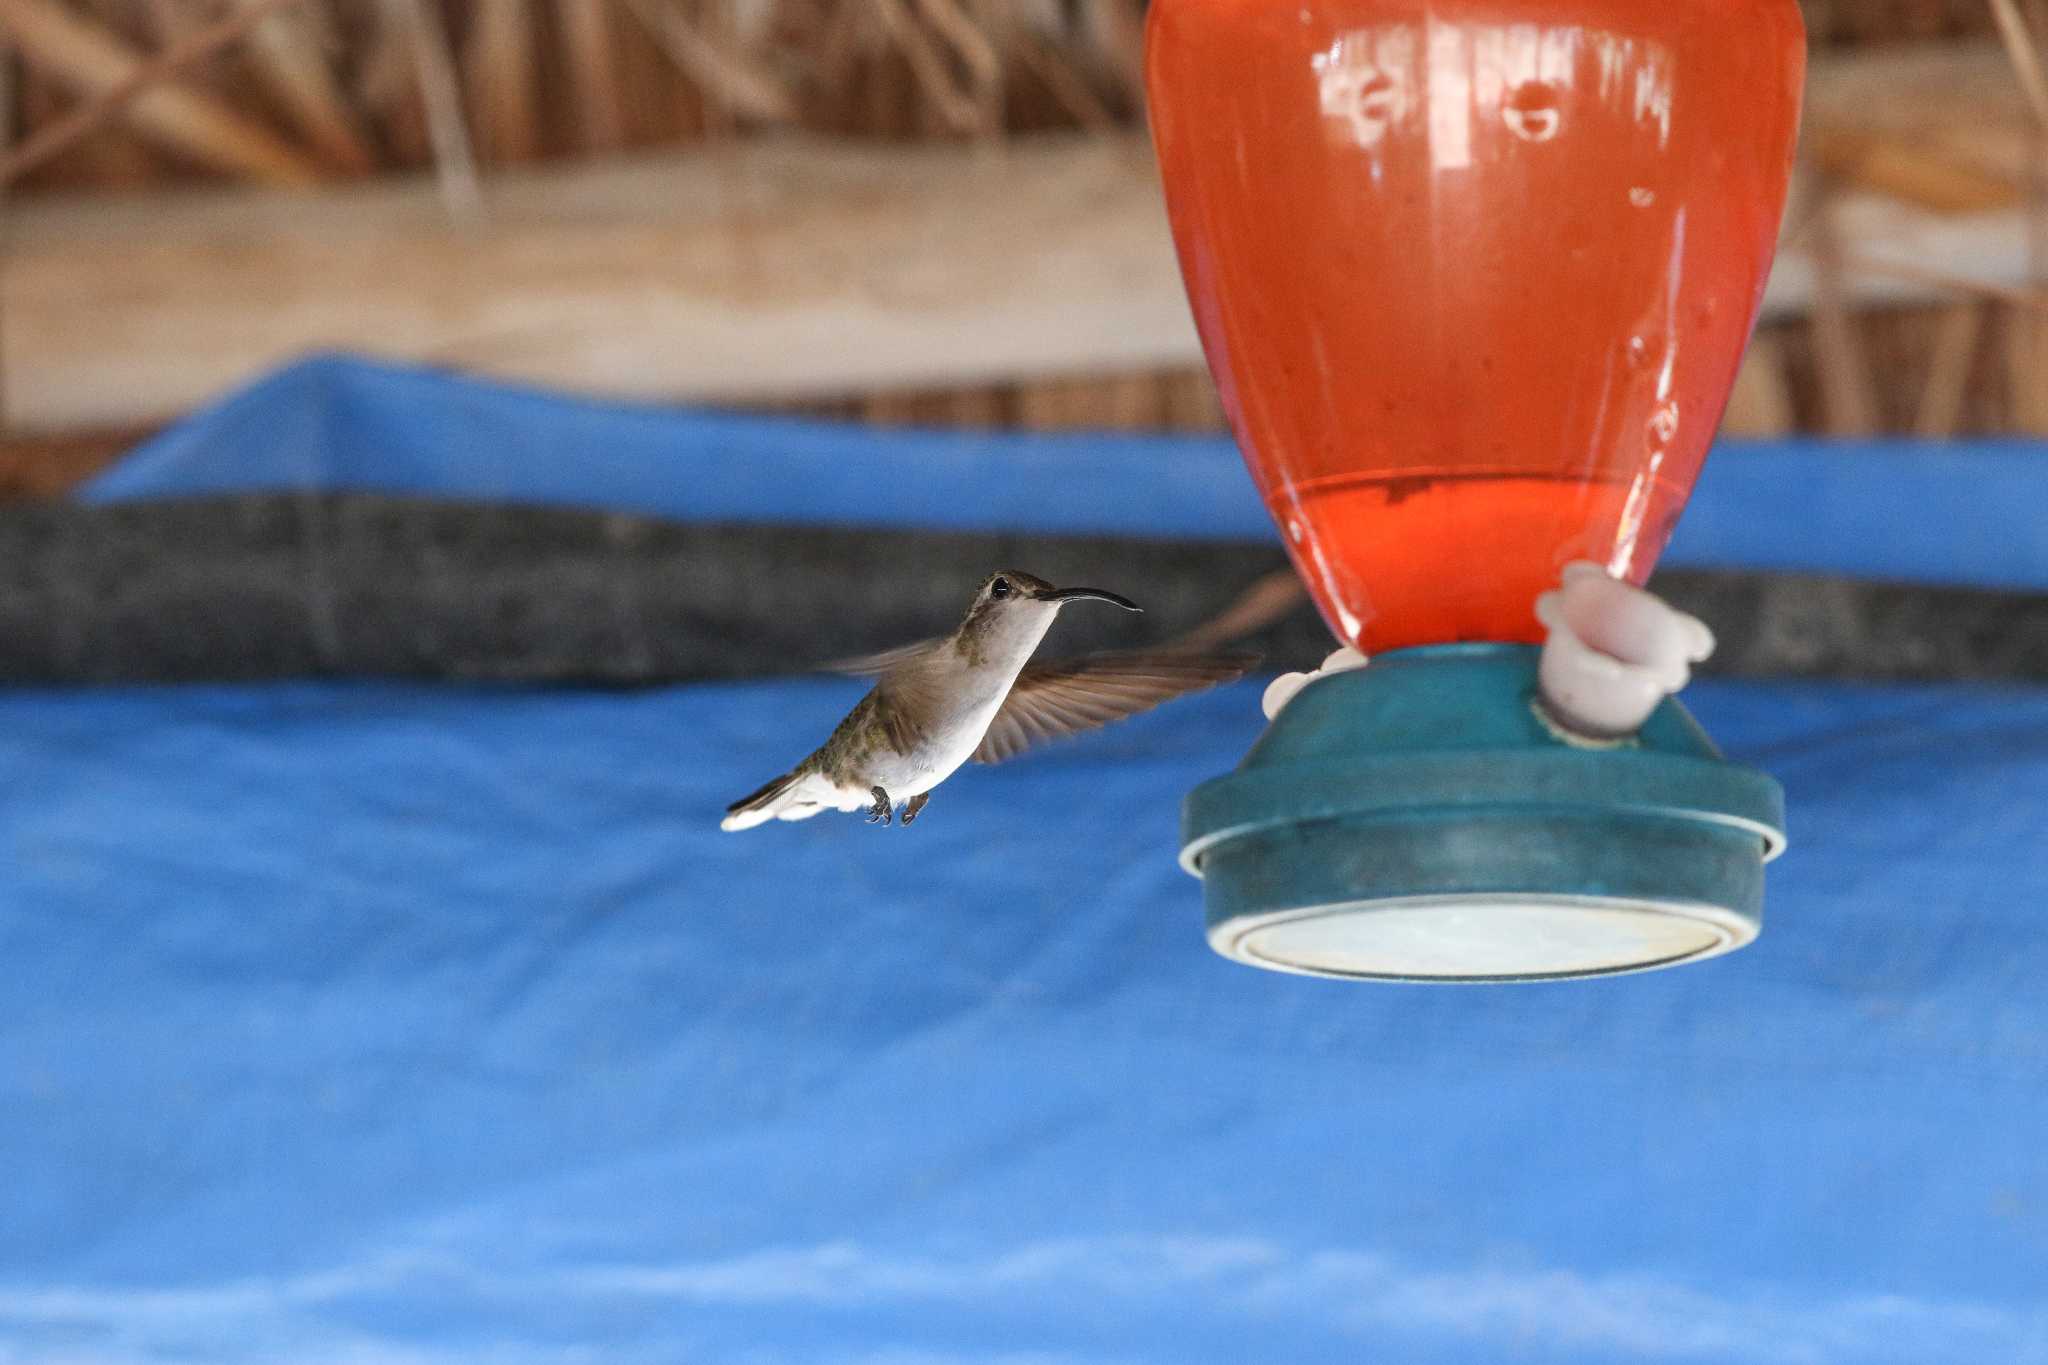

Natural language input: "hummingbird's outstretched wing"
[872,659,952,755]
[814,638,951,754]
[973,650,1258,764]
[817,638,945,677]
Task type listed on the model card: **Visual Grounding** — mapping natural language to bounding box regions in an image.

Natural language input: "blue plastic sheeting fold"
[80,353,2048,589]
[3,675,2047,1363]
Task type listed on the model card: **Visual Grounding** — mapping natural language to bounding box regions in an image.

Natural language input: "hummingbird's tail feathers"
[721,771,803,831]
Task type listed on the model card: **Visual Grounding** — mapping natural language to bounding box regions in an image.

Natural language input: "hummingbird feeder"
[1152,0,1804,981]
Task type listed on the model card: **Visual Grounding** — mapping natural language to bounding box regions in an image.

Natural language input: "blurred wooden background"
[0,0,2045,497]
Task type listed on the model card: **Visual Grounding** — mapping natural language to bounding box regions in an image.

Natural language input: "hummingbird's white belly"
[821,685,1009,810]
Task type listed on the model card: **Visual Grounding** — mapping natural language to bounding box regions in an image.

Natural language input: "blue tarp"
[83,354,2048,591]
[6,356,2048,1363]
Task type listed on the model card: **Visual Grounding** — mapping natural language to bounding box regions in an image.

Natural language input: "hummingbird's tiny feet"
[901,793,929,827]
[867,786,893,825]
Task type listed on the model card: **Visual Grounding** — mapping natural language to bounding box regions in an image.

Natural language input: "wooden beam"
[621,0,797,125]
[1807,186,1883,436]
[1915,300,1986,437]
[553,0,626,153]
[463,0,542,163]
[1720,335,1797,439]
[1805,124,2018,214]
[383,0,482,221]
[0,135,1187,432]
[1802,39,2038,195]
[242,0,376,176]
[0,0,322,187]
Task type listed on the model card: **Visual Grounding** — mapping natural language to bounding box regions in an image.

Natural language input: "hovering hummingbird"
[722,570,1255,831]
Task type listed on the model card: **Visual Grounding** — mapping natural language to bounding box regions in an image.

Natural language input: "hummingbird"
[721,570,1255,831]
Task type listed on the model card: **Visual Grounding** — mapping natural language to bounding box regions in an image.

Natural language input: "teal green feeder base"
[1181,645,1786,983]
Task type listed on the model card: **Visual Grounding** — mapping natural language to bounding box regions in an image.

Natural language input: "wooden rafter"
[0,0,320,186]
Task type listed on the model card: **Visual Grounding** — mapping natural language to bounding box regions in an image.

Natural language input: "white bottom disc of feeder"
[1210,894,1757,983]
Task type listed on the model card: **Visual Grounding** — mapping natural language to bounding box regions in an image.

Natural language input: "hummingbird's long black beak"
[1036,586,1142,612]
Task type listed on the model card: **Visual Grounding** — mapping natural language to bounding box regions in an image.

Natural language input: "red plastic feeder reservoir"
[1160,0,1801,981]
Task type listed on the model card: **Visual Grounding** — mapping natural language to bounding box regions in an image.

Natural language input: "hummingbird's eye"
[990,577,1012,599]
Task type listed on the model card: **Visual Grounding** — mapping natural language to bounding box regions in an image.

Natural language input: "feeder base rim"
[1207,892,1757,983]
